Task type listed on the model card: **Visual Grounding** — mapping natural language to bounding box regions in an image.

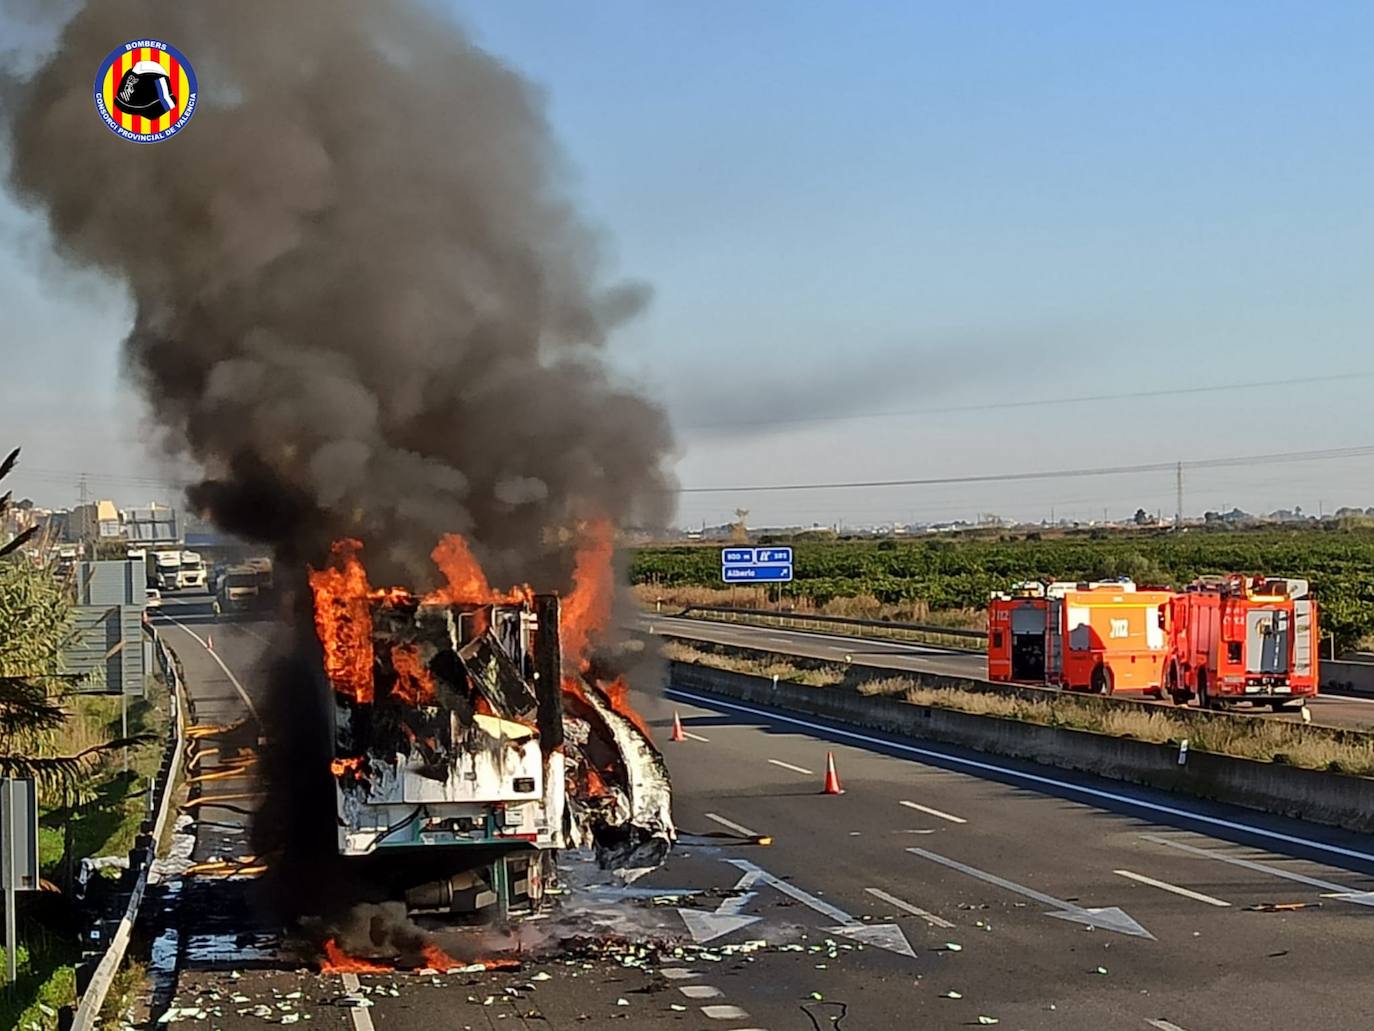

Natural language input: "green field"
[631,527,1374,649]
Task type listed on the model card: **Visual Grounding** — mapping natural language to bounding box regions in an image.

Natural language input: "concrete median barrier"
[670,661,1374,835]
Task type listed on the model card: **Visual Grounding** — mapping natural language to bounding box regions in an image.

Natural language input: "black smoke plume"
[3,0,675,587]
[2,0,676,942]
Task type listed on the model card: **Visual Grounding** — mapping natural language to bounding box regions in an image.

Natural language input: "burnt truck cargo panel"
[309,539,672,896]
[329,597,565,856]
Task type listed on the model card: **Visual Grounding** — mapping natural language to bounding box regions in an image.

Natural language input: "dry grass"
[632,583,984,630]
[661,640,844,687]
[668,650,1374,777]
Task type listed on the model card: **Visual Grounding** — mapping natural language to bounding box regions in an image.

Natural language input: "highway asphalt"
[638,612,1374,731]
[139,593,1374,1030]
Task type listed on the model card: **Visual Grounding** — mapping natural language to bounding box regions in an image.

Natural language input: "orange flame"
[320,938,390,973]
[329,756,367,781]
[599,675,653,739]
[561,519,614,672]
[308,539,375,704]
[390,643,437,705]
[423,533,532,605]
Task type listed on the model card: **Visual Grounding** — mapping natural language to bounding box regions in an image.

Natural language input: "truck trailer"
[312,557,673,918]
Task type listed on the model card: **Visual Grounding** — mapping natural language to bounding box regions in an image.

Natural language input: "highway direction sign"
[721,546,794,583]
[723,564,792,582]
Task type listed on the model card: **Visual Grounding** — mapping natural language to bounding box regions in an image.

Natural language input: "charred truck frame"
[313,543,673,920]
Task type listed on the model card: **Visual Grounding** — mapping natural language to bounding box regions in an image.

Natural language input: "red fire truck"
[1164,575,1318,710]
[988,579,1174,695]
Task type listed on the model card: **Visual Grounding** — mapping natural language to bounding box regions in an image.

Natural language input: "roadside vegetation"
[633,526,1374,649]
[1,446,163,1030]
[662,641,1374,777]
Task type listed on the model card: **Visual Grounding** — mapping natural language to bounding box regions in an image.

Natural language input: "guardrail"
[71,625,186,1031]
[670,604,988,651]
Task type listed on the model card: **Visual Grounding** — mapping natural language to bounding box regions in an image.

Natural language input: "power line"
[678,371,1374,432]
[673,444,1374,495]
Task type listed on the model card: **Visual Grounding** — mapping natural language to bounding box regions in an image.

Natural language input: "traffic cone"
[670,711,686,742]
[206,632,214,653]
[822,751,844,795]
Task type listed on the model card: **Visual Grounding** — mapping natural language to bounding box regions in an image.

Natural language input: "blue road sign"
[755,547,793,564]
[721,548,755,565]
[722,564,793,582]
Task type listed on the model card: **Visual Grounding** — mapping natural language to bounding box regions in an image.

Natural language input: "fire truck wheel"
[1197,670,1216,710]
[1162,662,1180,704]
[1090,664,1110,695]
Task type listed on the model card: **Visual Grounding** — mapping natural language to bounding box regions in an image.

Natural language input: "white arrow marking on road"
[726,859,917,958]
[865,886,955,929]
[1141,834,1374,907]
[908,848,1154,939]
[676,869,764,943]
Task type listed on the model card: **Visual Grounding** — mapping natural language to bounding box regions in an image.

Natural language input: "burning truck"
[308,533,673,920]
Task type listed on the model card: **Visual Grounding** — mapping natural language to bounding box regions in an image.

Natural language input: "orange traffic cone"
[670,711,686,742]
[822,751,844,795]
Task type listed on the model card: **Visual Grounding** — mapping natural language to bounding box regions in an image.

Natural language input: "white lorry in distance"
[177,550,207,590]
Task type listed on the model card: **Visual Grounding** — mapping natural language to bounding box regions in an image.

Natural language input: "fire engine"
[988,579,1174,695]
[1164,575,1318,710]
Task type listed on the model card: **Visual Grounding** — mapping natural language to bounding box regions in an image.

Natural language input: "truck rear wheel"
[1197,670,1216,710]
[1163,662,1182,705]
[1090,664,1110,695]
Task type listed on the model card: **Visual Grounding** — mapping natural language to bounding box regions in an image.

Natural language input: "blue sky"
[5,1,1374,527]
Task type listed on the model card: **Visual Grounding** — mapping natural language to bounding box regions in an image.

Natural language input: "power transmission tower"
[1175,461,1183,529]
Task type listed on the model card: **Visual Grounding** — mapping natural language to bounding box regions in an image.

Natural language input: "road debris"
[1247,901,1321,912]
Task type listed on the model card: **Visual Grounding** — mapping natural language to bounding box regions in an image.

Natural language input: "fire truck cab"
[1166,575,1318,710]
[989,579,1174,695]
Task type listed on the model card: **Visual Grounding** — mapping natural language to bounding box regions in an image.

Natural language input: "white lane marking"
[162,614,262,724]
[701,1004,752,1020]
[339,973,375,1031]
[704,812,760,838]
[909,848,1153,938]
[1147,1021,1190,1031]
[1314,693,1374,706]
[767,758,813,775]
[677,869,763,942]
[660,968,701,980]
[684,730,711,742]
[651,614,979,657]
[865,886,955,928]
[666,688,1374,868]
[899,799,966,824]
[1113,869,1231,907]
[678,984,723,999]
[726,859,917,957]
[1142,834,1374,904]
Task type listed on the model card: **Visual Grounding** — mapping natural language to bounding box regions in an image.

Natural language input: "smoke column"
[3,1,677,939]
[3,0,675,585]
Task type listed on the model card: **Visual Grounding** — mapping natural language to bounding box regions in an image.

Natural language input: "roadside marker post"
[1,778,39,989]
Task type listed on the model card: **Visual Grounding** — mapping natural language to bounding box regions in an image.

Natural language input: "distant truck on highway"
[147,549,183,591]
[212,564,262,615]
[177,549,207,590]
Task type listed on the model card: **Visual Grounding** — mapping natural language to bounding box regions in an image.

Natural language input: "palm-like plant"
[0,446,144,787]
